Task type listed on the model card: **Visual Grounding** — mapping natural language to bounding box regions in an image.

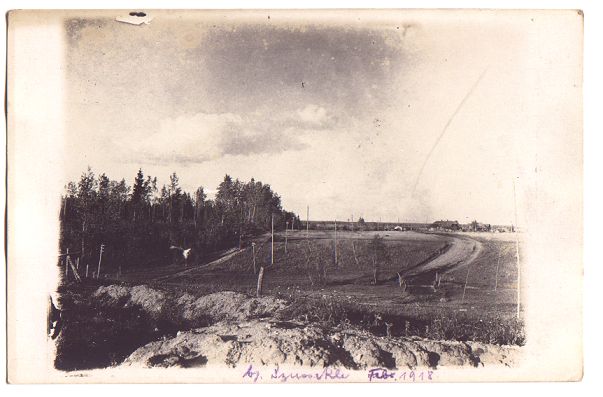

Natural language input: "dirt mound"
[93,285,130,304]
[93,285,288,323]
[129,285,168,318]
[177,291,288,322]
[123,319,519,370]
[93,284,519,370]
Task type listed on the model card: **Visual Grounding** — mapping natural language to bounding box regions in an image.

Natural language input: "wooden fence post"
[306,206,309,238]
[494,251,501,291]
[397,272,407,291]
[285,221,288,255]
[67,256,82,282]
[64,248,69,278]
[252,242,257,274]
[85,264,89,278]
[372,255,377,285]
[334,219,338,265]
[256,266,265,297]
[462,264,471,303]
[96,244,105,279]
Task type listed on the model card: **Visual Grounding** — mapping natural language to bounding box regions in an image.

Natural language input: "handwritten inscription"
[243,364,349,383]
[242,364,262,382]
[243,364,434,383]
[367,367,434,382]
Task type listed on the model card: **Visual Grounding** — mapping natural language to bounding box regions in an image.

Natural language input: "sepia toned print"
[7,9,583,383]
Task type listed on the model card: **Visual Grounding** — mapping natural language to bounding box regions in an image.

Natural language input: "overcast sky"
[63,10,580,225]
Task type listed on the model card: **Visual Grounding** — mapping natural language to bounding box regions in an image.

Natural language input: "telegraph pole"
[252,242,257,274]
[271,214,274,266]
[96,244,105,279]
[285,221,289,255]
[64,248,69,278]
[334,219,338,265]
[307,206,310,237]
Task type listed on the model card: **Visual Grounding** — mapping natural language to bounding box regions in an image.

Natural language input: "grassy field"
[153,230,524,345]
[56,230,525,369]
[168,230,446,290]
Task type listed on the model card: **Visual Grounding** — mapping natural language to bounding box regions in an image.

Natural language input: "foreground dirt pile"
[93,285,288,322]
[123,319,518,370]
[93,284,518,370]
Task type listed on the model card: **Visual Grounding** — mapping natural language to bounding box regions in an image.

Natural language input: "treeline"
[60,167,301,271]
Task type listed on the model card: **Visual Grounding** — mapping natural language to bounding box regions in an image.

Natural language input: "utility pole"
[271,214,274,266]
[306,206,310,237]
[96,244,105,279]
[252,242,257,274]
[334,219,338,265]
[64,248,69,278]
[285,221,289,255]
[494,252,501,292]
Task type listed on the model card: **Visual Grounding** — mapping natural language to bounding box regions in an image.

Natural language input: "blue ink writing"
[242,364,262,382]
[271,365,349,382]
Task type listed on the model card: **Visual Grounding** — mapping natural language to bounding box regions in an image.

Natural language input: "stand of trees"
[59,167,301,272]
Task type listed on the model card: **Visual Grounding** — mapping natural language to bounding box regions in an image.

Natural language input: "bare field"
[56,230,525,370]
[164,231,447,292]
[152,230,523,332]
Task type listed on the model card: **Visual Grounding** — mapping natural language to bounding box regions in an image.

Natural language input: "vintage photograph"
[7,9,583,383]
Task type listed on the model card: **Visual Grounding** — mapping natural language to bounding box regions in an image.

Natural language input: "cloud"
[294,104,334,128]
[129,112,308,164]
[224,128,308,156]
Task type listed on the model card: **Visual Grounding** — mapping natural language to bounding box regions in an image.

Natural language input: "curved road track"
[148,231,482,284]
[404,233,483,278]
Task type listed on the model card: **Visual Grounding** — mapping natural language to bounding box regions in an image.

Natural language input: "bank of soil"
[56,284,520,370]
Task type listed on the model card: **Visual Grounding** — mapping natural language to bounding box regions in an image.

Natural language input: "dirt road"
[404,234,483,278]
[150,234,271,282]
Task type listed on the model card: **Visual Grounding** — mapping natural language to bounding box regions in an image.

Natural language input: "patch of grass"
[275,294,525,346]
[423,313,525,345]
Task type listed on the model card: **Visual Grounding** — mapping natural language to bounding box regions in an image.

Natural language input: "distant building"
[469,220,491,232]
[431,220,460,231]
[461,220,496,232]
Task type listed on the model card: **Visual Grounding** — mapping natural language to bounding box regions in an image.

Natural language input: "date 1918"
[367,368,434,382]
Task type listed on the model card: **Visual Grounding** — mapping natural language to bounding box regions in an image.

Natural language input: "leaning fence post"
[462,263,471,303]
[352,240,359,265]
[64,248,70,278]
[67,256,82,282]
[96,244,105,279]
[256,266,265,297]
